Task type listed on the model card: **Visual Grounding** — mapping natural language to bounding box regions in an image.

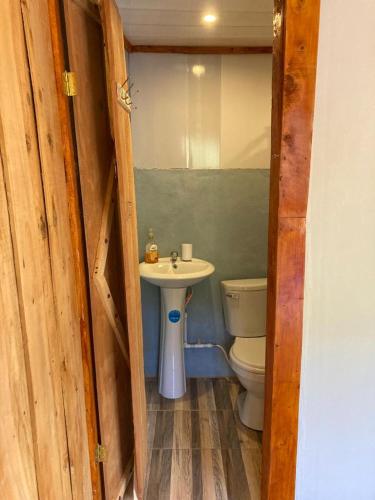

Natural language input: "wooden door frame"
[262,1,321,499]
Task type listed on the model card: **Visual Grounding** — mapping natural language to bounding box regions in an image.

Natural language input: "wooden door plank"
[47,0,102,496]
[0,1,72,497]
[0,155,39,500]
[262,1,321,499]
[62,0,134,496]
[99,1,147,496]
[20,1,93,497]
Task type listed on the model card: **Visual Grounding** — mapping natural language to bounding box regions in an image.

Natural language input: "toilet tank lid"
[221,278,267,291]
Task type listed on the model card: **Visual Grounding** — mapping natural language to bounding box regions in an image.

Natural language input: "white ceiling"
[116,0,273,47]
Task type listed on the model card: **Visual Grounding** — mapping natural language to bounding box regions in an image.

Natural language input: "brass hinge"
[62,71,77,97]
[95,443,106,463]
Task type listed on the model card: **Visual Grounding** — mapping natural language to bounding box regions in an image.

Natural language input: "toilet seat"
[230,337,266,374]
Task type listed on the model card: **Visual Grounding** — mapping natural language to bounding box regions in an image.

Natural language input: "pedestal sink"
[140,257,215,398]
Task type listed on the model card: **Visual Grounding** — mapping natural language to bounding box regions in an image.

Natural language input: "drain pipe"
[184,341,230,364]
[183,287,230,364]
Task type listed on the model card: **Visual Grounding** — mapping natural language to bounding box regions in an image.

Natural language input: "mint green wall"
[135,169,269,377]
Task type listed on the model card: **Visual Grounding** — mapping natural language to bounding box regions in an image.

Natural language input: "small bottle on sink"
[144,228,159,263]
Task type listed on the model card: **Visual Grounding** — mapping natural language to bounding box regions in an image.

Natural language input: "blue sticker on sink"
[168,310,181,323]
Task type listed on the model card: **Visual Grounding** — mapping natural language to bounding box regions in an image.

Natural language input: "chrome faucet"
[170,250,178,268]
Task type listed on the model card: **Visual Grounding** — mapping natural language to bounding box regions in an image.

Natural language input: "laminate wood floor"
[144,378,262,500]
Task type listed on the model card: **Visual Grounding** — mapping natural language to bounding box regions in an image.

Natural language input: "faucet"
[170,250,178,268]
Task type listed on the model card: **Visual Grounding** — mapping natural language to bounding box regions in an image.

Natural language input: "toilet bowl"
[229,336,265,430]
[221,278,267,430]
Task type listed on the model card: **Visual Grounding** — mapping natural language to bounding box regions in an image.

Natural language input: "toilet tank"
[221,278,267,338]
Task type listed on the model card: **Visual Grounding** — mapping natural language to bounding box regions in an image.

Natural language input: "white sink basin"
[139,257,215,288]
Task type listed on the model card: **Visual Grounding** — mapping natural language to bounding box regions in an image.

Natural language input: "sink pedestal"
[139,257,215,399]
[159,287,186,399]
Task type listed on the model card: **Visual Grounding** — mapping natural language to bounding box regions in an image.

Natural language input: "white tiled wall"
[129,53,272,169]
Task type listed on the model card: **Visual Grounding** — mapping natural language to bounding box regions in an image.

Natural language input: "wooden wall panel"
[0,1,72,497]
[100,1,147,497]
[20,1,93,497]
[0,156,39,500]
[262,1,321,499]
[62,0,134,497]
[1,0,98,497]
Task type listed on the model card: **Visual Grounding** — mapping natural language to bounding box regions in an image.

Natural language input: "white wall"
[221,55,272,169]
[129,53,272,169]
[296,1,375,499]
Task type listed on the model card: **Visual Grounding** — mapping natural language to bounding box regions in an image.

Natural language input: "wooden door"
[59,0,147,498]
[99,1,148,496]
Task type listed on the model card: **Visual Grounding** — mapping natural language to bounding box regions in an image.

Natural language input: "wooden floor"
[143,378,262,500]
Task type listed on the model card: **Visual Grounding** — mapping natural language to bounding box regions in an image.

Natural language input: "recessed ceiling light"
[202,13,217,24]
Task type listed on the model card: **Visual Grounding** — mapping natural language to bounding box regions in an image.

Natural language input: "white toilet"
[221,278,267,431]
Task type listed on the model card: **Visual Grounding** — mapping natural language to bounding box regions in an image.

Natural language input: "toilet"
[221,278,267,430]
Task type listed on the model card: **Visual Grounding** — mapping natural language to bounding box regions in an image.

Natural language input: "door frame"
[47,0,321,498]
[262,1,321,499]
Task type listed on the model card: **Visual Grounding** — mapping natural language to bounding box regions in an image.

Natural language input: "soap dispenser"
[144,228,159,263]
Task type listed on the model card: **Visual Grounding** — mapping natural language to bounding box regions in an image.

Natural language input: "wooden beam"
[262,1,321,500]
[125,43,272,55]
[123,34,133,53]
[93,159,131,368]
